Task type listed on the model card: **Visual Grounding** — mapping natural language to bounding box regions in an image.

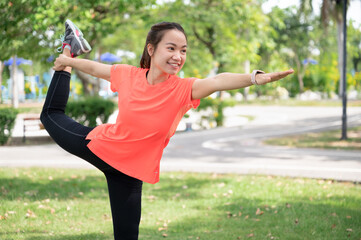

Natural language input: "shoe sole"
[65,19,92,54]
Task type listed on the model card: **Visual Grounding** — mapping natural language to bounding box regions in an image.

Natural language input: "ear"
[147,43,154,57]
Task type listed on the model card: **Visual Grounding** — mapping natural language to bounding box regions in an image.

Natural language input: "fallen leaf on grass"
[331,224,336,229]
[346,228,352,232]
[255,208,264,216]
[247,233,254,237]
[346,216,352,219]
[162,233,168,237]
[26,209,36,218]
[147,195,156,201]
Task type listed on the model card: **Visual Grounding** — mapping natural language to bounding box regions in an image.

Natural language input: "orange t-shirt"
[86,64,200,184]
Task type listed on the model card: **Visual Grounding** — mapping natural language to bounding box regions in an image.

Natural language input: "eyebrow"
[166,42,187,48]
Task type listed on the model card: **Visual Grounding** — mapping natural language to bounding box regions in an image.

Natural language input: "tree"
[301,0,350,96]
[347,20,361,72]
[269,7,316,93]
[153,0,272,126]
[0,0,154,101]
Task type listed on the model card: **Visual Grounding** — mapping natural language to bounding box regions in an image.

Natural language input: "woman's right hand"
[53,54,70,71]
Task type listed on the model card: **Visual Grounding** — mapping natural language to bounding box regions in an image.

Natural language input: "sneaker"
[57,19,92,57]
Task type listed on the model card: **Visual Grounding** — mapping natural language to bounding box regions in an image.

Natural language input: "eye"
[168,47,175,51]
[181,49,187,54]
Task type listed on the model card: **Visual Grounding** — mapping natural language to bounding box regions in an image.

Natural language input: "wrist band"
[251,70,265,85]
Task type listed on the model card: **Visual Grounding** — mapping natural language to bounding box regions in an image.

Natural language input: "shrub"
[0,108,18,145]
[65,97,116,127]
[196,97,236,127]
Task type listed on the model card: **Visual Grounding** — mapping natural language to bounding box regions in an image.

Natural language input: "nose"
[172,52,181,61]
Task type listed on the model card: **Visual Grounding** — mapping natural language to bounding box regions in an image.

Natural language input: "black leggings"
[40,71,143,240]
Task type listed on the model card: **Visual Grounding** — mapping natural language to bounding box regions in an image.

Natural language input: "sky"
[262,0,361,27]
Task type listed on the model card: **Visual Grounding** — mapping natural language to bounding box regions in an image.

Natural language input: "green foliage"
[160,0,271,73]
[348,20,361,72]
[0,107,18,145]
[65,97,116,127]
[197,97,236,127]
[1,0,360,103]
[0,0,155,62]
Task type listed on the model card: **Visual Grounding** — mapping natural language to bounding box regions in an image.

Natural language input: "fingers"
[53,54,67,71]
[270,69,294,81]
[52,65,65,71]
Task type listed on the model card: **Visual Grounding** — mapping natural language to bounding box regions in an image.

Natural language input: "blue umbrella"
[4,57,33,66]
[100,52,121,63]
[302,59,318,65]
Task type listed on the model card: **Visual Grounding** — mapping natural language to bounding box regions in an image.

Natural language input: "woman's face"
[149,29,187,75]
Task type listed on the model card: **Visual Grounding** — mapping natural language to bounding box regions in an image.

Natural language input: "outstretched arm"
[191,69,294,100]
[53,54,112,82]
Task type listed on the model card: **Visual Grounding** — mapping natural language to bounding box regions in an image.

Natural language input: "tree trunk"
[337,19,344,97]
[294,56,304,93]
[94,48,102,94]
[11,55,19,108]
[352,57,360,72]
[243,60,250,101]
[0,61,3,104]
[74,69,98,96]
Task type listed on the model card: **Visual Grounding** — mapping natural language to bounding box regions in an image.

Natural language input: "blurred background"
[0,0,360,129]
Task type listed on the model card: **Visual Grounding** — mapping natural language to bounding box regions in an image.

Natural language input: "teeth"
[169,63,179,67]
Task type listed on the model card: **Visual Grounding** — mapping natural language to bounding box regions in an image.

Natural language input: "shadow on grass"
[140,198,361,240]
[0,174,108,201]
[0,232,112,240]
[146,175,233,200]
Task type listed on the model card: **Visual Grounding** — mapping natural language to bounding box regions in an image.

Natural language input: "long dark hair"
[140,22,187,69]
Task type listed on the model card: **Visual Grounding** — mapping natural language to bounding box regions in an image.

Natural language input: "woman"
[41,19,294,240]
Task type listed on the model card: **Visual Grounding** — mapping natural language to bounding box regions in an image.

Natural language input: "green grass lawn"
[0,168,360,240]
[264,126,361,151]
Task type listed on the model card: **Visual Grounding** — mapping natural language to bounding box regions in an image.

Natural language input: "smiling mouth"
[168,62,180,68]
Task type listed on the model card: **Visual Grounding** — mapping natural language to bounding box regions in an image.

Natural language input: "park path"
[1,106,361,182]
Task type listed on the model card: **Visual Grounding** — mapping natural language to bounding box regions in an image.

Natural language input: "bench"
[23,115,44,142]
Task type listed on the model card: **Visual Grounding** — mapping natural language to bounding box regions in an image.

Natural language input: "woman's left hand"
[256,69,294,85]
[53,54,70,71]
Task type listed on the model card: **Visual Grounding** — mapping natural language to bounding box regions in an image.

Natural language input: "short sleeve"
[186,78,200,109]
[110,64,133,92]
